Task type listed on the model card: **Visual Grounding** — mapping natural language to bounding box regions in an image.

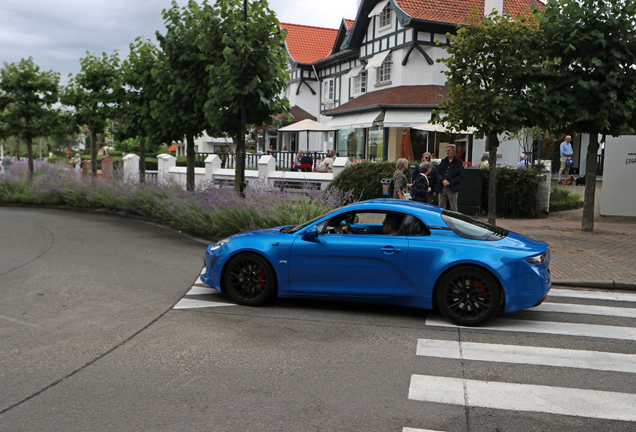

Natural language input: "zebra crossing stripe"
[408,375,636,421]
[403,428,446,432]
[186,286,219,296]
[426,316,636,341]
[416,339,636,374]
[549,289,636,302]
[173,298,236,309]
[533,301,636,318]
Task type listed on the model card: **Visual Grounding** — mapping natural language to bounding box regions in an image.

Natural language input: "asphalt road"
[1,207,635,432]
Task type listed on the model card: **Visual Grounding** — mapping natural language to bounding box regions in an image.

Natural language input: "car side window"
[400,215,431,236]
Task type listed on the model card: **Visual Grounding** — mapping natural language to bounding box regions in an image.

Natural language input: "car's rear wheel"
[436,266,501,326]
[223,253,277,305]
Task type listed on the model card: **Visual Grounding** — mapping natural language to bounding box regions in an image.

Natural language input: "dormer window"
[380,4,391,28]
[323,79,334,100]
[379,53,392,83]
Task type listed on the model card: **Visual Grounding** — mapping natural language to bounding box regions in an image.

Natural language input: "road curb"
[552,280,636,292]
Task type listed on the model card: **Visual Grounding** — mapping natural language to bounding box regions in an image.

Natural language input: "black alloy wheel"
[436,266,502,326]
[223,253,277,305]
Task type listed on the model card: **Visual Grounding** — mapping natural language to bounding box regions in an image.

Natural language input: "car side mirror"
[302,226,318,241]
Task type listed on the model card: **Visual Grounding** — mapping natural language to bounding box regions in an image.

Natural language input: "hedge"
[328,161,399,201]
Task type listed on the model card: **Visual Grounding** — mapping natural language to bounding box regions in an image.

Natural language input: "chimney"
[484,0,504,15]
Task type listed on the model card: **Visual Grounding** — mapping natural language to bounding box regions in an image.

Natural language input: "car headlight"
[526,250,548,264]
[210,238,231,251]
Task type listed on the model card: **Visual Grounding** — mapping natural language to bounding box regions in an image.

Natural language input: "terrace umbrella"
[278,119,337,151]
[400,129,414,161]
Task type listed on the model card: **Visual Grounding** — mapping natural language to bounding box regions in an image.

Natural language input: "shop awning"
[364,52,389,70]
[342,65,364,80]
[326,110,383,129]
[412,123,477,134]
[368,0,390,18]
[384,110,431,127]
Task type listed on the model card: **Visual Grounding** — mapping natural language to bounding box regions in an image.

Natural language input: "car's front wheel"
[436,266,501,326]
[223,253,277,305]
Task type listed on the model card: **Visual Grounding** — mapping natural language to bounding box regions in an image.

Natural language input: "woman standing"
[393,158,409,199]
[412,161,433,203]
[73,153,81,179]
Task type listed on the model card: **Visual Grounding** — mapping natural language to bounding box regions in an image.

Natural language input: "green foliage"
[550,187,581,207]
[114,137,142,153]
[481,167,540,218]
[0,57,65,182]
[328,161,398,202]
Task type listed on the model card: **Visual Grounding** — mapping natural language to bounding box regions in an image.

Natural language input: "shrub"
[0,161,351,240]
[329,161,399,201]
[481,167,540,218]
[550,187,581,211]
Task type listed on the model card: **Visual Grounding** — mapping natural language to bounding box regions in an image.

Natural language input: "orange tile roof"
[395,0,543,24]
[168,144,177,152]
[281,23,338,64]
[344,19,355,29]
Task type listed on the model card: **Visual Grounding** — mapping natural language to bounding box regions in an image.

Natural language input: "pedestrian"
[517,154,528,169]
[412,152,439,204]
[393,158,409,199]
[73,153,82,178]
[436,144,465,212]
[558,135,573,181]
[478,154,489,169]
[1,151,13,181]
[290,136,296,153]
[293,150,303,171]
[300,151,313,172]
[321,152,334,173]
[412,161,433,203]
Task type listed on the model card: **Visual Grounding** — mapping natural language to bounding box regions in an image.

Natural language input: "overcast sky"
[0,0,359,83]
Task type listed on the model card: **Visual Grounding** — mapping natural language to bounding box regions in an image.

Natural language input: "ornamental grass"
[0,161,352,239]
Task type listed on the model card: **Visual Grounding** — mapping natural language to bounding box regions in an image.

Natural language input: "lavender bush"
[0,161,353,239]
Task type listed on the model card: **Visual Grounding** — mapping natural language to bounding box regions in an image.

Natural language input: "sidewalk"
[496,211,636,291]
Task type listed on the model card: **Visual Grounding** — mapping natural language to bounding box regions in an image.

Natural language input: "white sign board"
[601,136,636,216]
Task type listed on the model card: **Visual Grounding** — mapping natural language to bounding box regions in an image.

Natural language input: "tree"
[435,9,541,224]
[119,38,172,183]
[534,0,636,231]
[0,58,62,182]
[63,52,121,177]
[154,1,212,191]
[198,0,289,194]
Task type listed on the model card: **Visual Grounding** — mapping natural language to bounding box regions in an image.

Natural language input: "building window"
[379,53,392,83]
[380,5,391,28]
[323,79,334,100]
[353,72,367,95]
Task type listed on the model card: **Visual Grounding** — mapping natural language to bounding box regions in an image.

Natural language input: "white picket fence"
[122,153,351,191]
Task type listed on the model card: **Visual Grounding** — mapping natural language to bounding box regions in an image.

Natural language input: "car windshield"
[441,210,508,241]
[281,215,323,234]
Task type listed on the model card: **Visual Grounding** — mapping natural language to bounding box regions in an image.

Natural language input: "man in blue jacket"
[558,135,573,181]
[436,144,465,212]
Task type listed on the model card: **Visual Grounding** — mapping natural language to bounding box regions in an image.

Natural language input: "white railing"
[122,153,351,191]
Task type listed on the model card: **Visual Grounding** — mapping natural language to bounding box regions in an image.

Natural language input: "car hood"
[230,226,289,239]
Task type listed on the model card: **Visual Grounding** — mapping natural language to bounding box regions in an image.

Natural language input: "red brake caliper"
[473,279,487,297]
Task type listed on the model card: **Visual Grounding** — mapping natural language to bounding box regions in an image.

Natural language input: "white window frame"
[380,5,391,28]
[379,53,392,83]
[323,79,334,100]
[353,72,367,95]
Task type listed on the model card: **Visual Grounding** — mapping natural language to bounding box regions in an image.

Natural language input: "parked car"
[201,199,551,326]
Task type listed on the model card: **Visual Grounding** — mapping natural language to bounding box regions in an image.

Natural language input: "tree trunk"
[487,134,499,225]
[581,133,600,232]
[91,129,98,177]
[186,133,195,191]
[139,137,146,184]
[26,135,34,184]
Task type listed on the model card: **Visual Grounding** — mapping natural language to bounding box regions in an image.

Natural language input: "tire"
[223,253,277,305]
[435,266,502,326]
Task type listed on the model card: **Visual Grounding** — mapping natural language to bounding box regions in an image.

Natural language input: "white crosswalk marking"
[173,267,236,309]
[402,428,446,432]
[548,288,636,302]
[417,339,636,373]
[533,301,636,318]
[408,375,636,422]
[405,289,636,428]
[173,298,236,309]
[425,315,636,340]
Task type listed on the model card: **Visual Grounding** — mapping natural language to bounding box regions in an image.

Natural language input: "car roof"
[342,199,446,226]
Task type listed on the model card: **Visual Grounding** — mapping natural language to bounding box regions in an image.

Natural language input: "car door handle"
[380,246,402,254]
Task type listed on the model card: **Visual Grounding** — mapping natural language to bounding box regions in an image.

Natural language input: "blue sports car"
[201,199,551,326]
